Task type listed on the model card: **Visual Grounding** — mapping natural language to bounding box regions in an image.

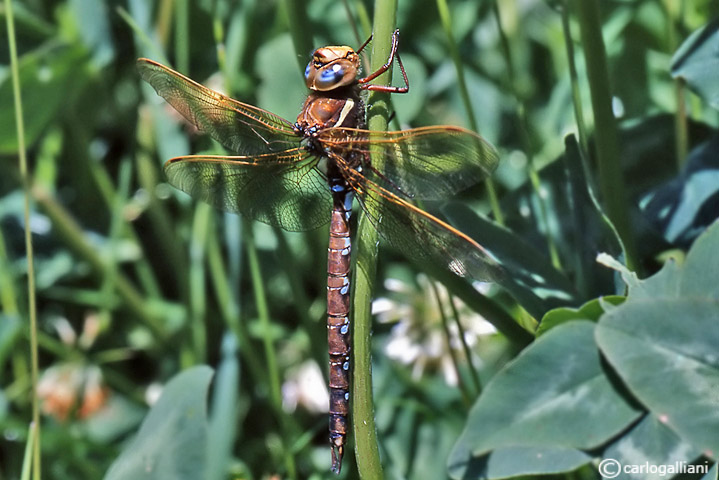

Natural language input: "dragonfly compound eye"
[316,63,346,88]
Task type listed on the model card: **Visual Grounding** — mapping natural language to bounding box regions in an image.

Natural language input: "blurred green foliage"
[1,0,718,479]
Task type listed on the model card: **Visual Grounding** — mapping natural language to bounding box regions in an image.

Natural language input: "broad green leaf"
[0,45,88,154]
[596,221,719,459]
[442,203,578,318]
[640,135,719,246]
[449,444,592,480]
[451,321,641,459]
[206,335,240,480]
[601,414,705,480]
[701,463,718,480]
[255,33,307,121]
[104,366,214,480]
[596,300,719,459]
[671,19,719,109]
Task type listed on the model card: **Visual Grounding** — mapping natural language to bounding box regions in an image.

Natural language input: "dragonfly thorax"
[304,46,360,91]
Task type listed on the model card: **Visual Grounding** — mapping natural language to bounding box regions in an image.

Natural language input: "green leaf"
[206,335,240,480]
[671,19,719,110]
[596,302,719,458]
[701,463,718,480]
[449,444,592,480]
[255,33,307,121]
[596,221,719,459]
[0,45,88,154]
[441,203,578,318]
[451,321,641,460]
[538,295,625,336]
[104,366,214,480]
[601,414,705,480]
[639,135,719,246]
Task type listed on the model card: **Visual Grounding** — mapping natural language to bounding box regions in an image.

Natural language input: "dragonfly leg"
[358,29,409,93]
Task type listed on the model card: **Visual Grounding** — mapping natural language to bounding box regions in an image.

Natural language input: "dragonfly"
[138,29,501,474]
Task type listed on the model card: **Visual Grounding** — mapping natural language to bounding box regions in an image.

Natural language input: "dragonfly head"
[305,46,360,92]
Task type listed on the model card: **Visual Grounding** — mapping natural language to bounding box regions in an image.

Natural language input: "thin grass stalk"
[425,262,533,347]
[490,0,562,271]
[351,1,399,477]
[189,203,211,363]
[174,0,189,73]
[559,2,589,159]
[208,27,285,452]
[98,159,133,330]
[20,422,37,480]
[447,293,482,398]
[273,227,318,351]
[32,188,167,339]
[242,218,297,478]
[664,0,688,168]
[430,281,471,408]
[5,1,40,476]
[205,230,272,396]
[342,0,363,46]
[156,0,173,48]
[211,18,300,475]
[435,0,504,226]
[353,1,372,39]
[281,0,313,71]
[135,124,190,300]
[0,229,19,314]
[572,0,638,273]
[88,160,164,299]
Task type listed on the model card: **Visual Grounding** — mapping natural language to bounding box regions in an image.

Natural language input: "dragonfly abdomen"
[327,186,353,474]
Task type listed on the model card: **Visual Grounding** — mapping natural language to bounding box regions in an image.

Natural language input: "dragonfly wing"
[341,164,505,282]
[164,151,331,232]
[322,126,498,200]
[138,58,299,156]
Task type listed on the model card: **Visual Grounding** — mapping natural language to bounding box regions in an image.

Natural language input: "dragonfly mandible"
[138,29,501,474]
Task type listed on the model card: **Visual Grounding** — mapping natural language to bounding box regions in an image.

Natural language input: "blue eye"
[320,69,336,82]
[304,63,311,79]
[319,64,344,85]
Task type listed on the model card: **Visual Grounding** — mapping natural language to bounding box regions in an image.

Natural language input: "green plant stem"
[21,422,37,480]
[97,158,132,333]
[32,187,167,340]
[242,218,297,479]
[430,282,471,407]
[436,0,504,226]
[447,293,482,398]
[664,0,687,168]
[0,229,19,314]
[174,0,189,74]
[490,0,561,272]
[572,0,638,273]
[426,261,533,347]
[355,14,384,476]
[188,203,211,364]
[5,1,40,476]
[281,0,313,72]
[351,2,398,478]
[560,2,589,158]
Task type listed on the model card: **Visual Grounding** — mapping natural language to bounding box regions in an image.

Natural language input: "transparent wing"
[321,125,499,200]
[138,58,299,155]
[164,152,331,232]
[337,158,505,282]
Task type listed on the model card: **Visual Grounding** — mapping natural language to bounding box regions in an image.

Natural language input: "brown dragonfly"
[138,29,500,474]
